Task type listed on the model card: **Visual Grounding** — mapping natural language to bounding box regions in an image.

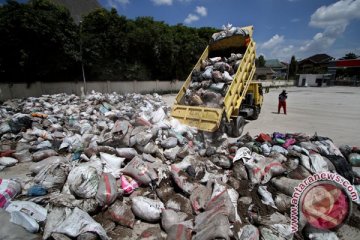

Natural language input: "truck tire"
[232,116,245,137]
[251,106,260,120]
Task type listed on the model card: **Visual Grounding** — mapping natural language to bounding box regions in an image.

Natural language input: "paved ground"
[163,86,360,146]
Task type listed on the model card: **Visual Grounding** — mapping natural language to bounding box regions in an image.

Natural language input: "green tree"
[341,52,358,59]
[288,55,297,79]
[81,8,129,81]
[256,55,266,67]
[0,0,79,82]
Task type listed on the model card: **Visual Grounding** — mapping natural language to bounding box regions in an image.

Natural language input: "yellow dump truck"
[171,25,263,137]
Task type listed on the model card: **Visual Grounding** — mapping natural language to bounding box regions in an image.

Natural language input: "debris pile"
[0,92,360,240]
[210,23,250,43]
[183,53,243,108]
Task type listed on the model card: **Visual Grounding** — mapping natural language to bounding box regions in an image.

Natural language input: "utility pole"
[80,21,87,94]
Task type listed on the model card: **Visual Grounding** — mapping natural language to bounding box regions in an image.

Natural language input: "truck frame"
[171,26,263,137]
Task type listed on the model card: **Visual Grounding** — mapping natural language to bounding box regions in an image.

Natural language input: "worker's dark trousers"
[278,101,287,114]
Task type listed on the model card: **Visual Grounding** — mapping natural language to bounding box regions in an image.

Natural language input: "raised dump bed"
[171,26,262,136]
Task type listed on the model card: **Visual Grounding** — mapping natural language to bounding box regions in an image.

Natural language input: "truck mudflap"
[171,105,224,132]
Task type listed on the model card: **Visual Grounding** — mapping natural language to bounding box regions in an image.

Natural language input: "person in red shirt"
[278,90,287,114]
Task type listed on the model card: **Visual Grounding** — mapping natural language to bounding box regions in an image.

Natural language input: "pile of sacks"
[210,23,250,43]
[184,53,243,108]
[0,92,360,240]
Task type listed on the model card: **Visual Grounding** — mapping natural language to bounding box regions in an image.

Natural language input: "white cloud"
[151,0,173,5]
[116,0,130,4]
[106,0,129,9]
[261,34,284,49]
[310,0,360,29]
[291,18,300,23]
[299,0,360,54]
[196,6,207,17]
[184,13,199,24]
[183,5,207,24]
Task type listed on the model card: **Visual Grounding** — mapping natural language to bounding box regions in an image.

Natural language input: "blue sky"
[2,0,360,61]
[99,0,360,61]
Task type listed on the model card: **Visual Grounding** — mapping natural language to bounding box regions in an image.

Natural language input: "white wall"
[298,74,325,87]
[0,80,294,101]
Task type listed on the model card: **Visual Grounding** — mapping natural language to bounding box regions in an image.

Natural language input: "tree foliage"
[256,55,266,67]
[0,0,79,82]
[288,55,297,79]
[0,0,217,82]
[341,52,358,60]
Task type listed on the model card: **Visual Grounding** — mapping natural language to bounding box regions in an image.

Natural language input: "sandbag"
[0,209,40,240]
[0,178,21,209]
[258,185,277,209]
[206,180,236,222]
[165,193,193,215]
[244,152,286,184]
[151,107,166,124]
[67,165,99,199]
[325,155,353,182]
[122,156,157,185]
[96,173,118,207]
[233,147,252,163]
[115,148,137,159]
[135,131,153,146]
[227,188,241,223]
[12,149,33,162]
[287,165,312,180]
[222,71,233,81]
[271,177,302,196]
[131,196,164,222]
[261,144,271,156]
[136,142,158,154]
[6,201,47,233]
[28,127,53,140]
[30,156,67,174]
[0,157,18,167]
[190,184,212,214]
[232,161,248,180]
[161,137,178,149]
[166,224,192,240]
[202,66,213,79]
[106,200,135,228]
[34,162,69,190]
[100,152,125,178]
[171,169,195,195]
[194,212,230,240]
[6,200,47,222]
[161,209,191,233]
[52,207,108,240]
[275,193,292,213]
[271,145,288,155]
[32,149,58,162]
[236,224,259,240]
[309,153,329,173]
[164,146,181,161]
[10,210,39,233]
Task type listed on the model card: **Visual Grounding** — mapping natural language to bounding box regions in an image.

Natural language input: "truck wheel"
[232,116,245,137]
[251,106,260,120]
